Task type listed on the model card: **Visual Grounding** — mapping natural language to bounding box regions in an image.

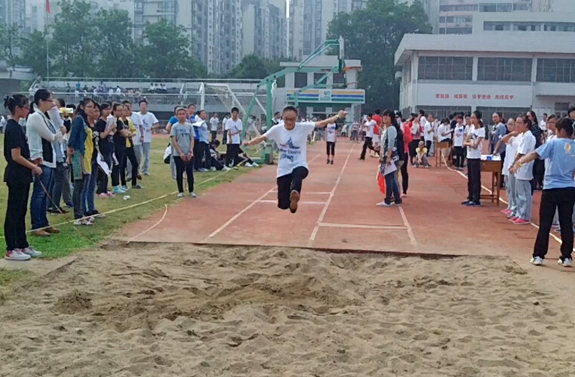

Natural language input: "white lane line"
[398,206,417,246]
[319,222,407,230]
[207,154,322,239]
[258,200,327,205]
[127,204,168,244]
[308,145,355,244]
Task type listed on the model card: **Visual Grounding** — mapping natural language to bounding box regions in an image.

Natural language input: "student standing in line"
[377,109,402,207]
[68,99,96,226]
[452,115,466,170]
[495,118,518,219]
[166,106,180,180]
[47,98,70,214]
[244,108,346,214]
[195,110,211,172]
[209,113,219,141]
[3,94,43,261]
[110,103,130,194]
[462,110,485,207]
[509,115,536,225]
[401,112,412,195]
[124,100,143,180]
[359,113,376,160]
[82,102,105,219]
[137,99,159,176]
[95,103,115,197]
[512,118,575,267]
[27,89,67,237]
[325,116,337,164]
[171,107,196,198]
[225,107,243,168]
[491,112,508,188]
[120,106,142,190]
[222,113,229,145]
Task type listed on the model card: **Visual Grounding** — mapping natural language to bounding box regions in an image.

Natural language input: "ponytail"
[3,94,29,115]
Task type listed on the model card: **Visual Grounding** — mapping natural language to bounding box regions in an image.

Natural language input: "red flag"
[376,167,386,195]
[46,0,51,14]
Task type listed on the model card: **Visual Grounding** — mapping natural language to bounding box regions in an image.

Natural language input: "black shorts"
[277,167,309,210]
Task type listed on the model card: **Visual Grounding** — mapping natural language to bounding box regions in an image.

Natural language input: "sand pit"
[1,244,574,377]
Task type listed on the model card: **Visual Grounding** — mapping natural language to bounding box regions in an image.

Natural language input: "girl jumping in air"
[244,106,347,214]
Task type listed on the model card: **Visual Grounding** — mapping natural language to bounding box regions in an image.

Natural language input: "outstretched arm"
[314,110,347,129]
[244,135,267,146]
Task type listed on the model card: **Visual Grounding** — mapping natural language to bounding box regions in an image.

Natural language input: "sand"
[1,244,574,377]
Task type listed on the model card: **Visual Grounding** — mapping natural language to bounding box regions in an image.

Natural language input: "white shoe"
[198,168,208,172]
[19,247,42,258]
[222,166,231,172]
[558,258,573,267]
[210,167,216,171]
[531,257,544,266]
[74,219,93,226]
[245,162,253,167]
[251,162,259,167]
[376,201,392,207]
[177,192,185,198]
[190,192,197,198]
[5,250,31,261]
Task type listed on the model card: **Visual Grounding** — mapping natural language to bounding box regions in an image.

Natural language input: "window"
[445,27,472,34]
[555,103,570,117]
[479,3,497,12]
[537,59,575,83]
[294,72,308,88]
[418,57,473,81]
[439,5,478,11]
[416,106,472,121]
[332,73,345,85]
[477,58,532,82]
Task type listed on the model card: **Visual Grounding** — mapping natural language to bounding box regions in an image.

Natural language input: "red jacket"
[403,121,413,152]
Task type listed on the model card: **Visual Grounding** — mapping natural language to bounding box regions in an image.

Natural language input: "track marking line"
[127,204,168,244]
[206,154,322,240]
[319,222,407,230]
[257,200,326,205]
[308,145,355,244]
[398,207,417,246]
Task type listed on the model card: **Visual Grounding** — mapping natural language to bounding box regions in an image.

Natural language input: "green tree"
[50,0,97,77]
[16,31,50,78]
[227,54,284,79]
[140,19,206,78]
[327,0,431,110]
[0,24,20,67]
[93,8,139,77]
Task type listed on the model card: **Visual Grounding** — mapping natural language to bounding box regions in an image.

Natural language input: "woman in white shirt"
[495,118,518,219]
[452,115,466,170]
[26,89,67,237]
[326,117,337,164]
[462,110,485,206]
[509,115,536,225]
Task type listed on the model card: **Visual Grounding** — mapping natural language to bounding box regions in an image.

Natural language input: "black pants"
[277,167,309,211]
[534,188,575,261]
[174,156,195,193]
[425,140,432,157]
[226,144,241,167]
[400,152,409,194]
[97,152,112,194]
[499,151,506,187]
[533,159,545,190]
[112,148,125,187]
[193,140,203,170]
[121,147,138,187]
[467,158,481,203]
[453,146,464,168]
[326,141,335,156]
[359,137,373,159]
[202,142,211,169]
[211,131,217,141]
[73,175,89,219]
[4,183,30,251]
[409,140,419,164]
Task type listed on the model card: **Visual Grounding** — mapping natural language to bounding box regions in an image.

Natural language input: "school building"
[394,32,575,120]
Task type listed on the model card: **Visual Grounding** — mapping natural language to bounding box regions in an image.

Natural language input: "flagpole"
[45,0,50,86]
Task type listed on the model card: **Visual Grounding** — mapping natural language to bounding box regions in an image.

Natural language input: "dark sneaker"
[289,190,300,214]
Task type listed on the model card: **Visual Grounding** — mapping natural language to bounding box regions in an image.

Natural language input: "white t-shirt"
[365,120,376,138]
[453,124,465,147]
[437,124,449,142]
[516,130,536,181]
[137,111,159,143]
[539,120,547,131]
[503,136,519,176]
[466,126,486,159]
[423,121,434,142]
[209,117,219,131]
[326,123,337,143]
[225,118,243,144]
[264,122,315,177]
[130,112,141,145]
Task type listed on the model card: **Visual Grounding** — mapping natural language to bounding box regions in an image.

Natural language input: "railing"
[44,77,262,84]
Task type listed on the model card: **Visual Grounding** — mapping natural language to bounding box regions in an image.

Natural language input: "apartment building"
[289,0,368,60]
[241,0,287,60]
[1,0,26,31]
[420,0,574,34]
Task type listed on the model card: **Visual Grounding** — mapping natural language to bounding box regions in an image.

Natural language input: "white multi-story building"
[289,0,368,60]
[395,32,575,120]
[419,0,574,34]
[241,0,287,60]
[1,0,26,31]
